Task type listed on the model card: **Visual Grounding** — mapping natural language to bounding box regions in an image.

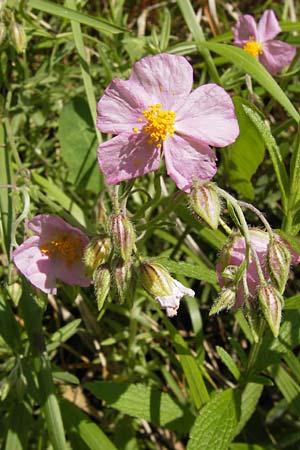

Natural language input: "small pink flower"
[12,215,91,294]
[216,229,299,308]
[96,53,239,192]
[233,10,296,75]
[156,279,195,317]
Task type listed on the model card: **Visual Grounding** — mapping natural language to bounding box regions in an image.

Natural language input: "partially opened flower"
[13,215,91,294]
[233,10,296,74]
[216,229,299,309]
[96,53,239,192]
[139,261,195,317]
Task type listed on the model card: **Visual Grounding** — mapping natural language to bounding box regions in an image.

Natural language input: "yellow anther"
[40,235,83,265]
[243,39,263,57]
[137,104,176,147]
[133,127,139,133]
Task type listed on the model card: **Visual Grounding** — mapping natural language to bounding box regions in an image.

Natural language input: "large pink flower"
[216,229,299,309]
[96,53,239,192]
[12,215,91,294]
[233,10,296,75]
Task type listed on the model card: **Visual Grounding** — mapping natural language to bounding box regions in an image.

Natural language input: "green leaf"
[234,383,263,437]
[31,172,87,227]
[58,97,102,193]
[0,291,21,352]
[84,381,194,433]
[269,364,300,415]
[0,123,14,257]
[28,0,126,34]
[242,105,289,211]
[60,399,117,450]
[285,294,300,309]
[47,319,82,352]
[198,42,300,123]
[5,402,32,450]
[187,389,240,450]
[157,258,218,284]
[223,97,265,199]
[216,346,240,380]
[230,444,267,450]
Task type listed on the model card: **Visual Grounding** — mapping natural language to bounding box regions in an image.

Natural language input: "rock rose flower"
[96,53,239,192]
[139,261,195,317]
[216,229,299,309]
[233,9,296,75]
[13,215,91,294]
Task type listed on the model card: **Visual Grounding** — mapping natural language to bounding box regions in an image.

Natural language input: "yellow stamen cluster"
[243,39,263,58]
[133,104,176,147]
[41,235,83,265]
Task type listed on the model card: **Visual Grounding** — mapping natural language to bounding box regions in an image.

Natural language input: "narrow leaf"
[216,346,240,380]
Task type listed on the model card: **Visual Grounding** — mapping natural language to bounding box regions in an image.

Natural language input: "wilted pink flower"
[156,279,195,317]
[216,229,299,308]
[13,215,91,294]
[233,10,296,75]
[96,53,239,192]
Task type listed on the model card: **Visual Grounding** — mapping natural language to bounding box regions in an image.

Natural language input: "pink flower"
[12,215,91,294]
[233,10,296,75]
[156,279,195,317]
[216,229,299,309]
[96,53,239,192]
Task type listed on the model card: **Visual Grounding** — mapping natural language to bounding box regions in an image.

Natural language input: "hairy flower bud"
[267,239,291,294]
[139,261,194,316]
[209,287,236,315]
[139,261,174,297]
[0,23,5,46]
[113,260,134,304]
[94,265,111,311]
[10,21,26,53]
[109,213,135,263]
[258,285,282,338]
[189,182,220,230]
[84,234,111,276]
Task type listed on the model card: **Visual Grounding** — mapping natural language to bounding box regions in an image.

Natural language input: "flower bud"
[114,260,134,304]
[267,239,291,294]
[189,182,220,230]
[209,287,236,315]
[139,261,174,298]
[0,23,6,46]
[94,265,111,311]
[10,21,26,53]
[258,285,282,338]
[84,234,111,276]
[109,213,135,263]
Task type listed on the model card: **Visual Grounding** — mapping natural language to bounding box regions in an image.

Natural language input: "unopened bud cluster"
[84,211,136,311]
[214,228,294,337]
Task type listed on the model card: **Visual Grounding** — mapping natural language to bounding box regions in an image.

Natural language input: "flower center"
[40,235,83,265]
[243,37,263,57]
[133,104,176,147]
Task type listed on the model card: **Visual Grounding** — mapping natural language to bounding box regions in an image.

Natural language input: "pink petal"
[129,53,193,111]
[175,84,239,147]
[257,10,281,42]
[53,257,91,287]
[29,215,89,248]
[260,40,296,75]
[98,132,161,185]
[233,14,258,46]
[12,236,57,294]
[96,79,151,135]
[164,134,217,192]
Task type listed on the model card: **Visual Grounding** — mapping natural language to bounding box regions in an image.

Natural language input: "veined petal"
[53,257,91,287]
[98,132,161,185]
[233,14,258,46]
[12,236,57,294]
[175,84,239,147]
[260,40,296,75]
[164,134,217,193]
[129,53,193,111]
[96,78,151,134]
[156,279,194,317]
[257,9,281,42]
